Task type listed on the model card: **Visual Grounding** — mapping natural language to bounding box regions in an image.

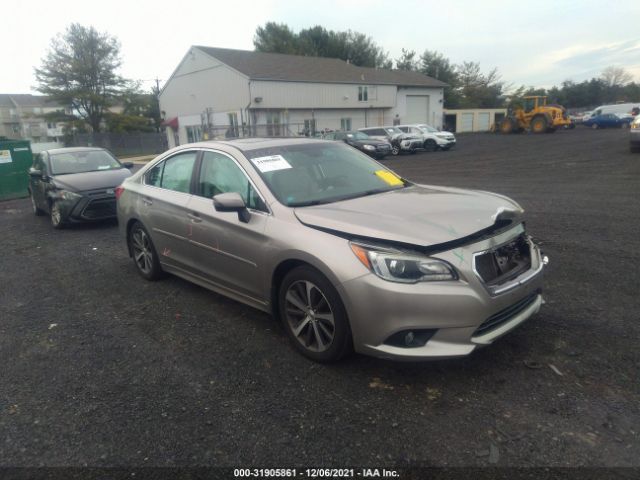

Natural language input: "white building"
[159,47,447,147]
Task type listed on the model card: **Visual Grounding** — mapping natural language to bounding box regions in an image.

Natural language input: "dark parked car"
[28,147,133,228]
[358,126,422,155]
[583,113,631,129]
[324,131,392,159]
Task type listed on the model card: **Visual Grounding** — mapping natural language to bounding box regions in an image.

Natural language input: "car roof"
[43,147,110,155]
[176,137,329,154]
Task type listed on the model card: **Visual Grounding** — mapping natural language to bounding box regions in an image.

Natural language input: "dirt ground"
[0,127,638,471]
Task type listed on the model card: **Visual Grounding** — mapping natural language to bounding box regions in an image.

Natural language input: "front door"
[185,149,270,303]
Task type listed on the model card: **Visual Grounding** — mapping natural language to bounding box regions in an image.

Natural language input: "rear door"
[139,150,198,271]
[185,149,270,302]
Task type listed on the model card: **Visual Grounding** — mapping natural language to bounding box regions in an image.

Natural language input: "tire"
[500,118,514,134]
[591,123,599,130]
[30,192,44,216]
[50,201,66,229]
[128,221,163,281]
[531,116,548,134]
[278,266,352,362]
[391,144,400,156]
[621,122,630,129]
[424,139,438,151]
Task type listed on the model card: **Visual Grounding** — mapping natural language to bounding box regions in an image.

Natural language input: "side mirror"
[213,192,251,223]
[29,169,42,178]
[122,162,134,169]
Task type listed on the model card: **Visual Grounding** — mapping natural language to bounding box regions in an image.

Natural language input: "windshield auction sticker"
[0,150,13,164]
[250,155,293,173]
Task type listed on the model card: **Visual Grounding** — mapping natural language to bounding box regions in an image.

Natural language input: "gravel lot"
[1,128,638,469]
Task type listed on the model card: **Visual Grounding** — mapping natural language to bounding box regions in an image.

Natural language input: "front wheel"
[591,123,599,130]
[129,222,163,280]
[279,266,352,362]
[50,201,66,229]
[424,139,438,151]
[391,145,400,156]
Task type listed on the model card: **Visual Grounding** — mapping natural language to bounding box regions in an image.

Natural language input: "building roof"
[0,94,63,108]
[195,47,447,88]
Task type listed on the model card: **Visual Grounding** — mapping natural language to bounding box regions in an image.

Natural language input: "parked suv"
[398,124,457,151]
[359,126,422,156]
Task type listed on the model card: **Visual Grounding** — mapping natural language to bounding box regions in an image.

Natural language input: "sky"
[3,0,639,94]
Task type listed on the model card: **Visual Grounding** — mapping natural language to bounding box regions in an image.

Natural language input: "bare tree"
[601,66,633,87]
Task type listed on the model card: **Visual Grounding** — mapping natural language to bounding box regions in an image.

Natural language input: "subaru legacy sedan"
[117,138,547,362]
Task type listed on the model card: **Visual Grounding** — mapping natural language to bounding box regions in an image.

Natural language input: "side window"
[161,152,197,193]
[145,161,163,187]
[198,151,267,212]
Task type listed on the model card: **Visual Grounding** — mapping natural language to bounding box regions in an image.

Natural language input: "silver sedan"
[117,138,547,362]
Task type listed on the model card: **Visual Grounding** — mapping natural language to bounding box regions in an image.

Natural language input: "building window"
[303,119,316,136]
[358,86,368,102]
[340,118,352,131]
[47,122,56,129]
[267,111,282,136]
[227,112,239,138]
[186,125,202,143]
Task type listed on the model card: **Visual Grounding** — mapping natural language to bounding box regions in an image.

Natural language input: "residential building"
[159,47,447,147]
[0,94,67,146]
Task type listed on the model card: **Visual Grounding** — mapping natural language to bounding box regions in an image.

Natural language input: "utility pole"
[154,77,162,132]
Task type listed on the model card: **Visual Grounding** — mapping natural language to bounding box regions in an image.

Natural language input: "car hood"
[293,184,524,248]
[52,168,132,192]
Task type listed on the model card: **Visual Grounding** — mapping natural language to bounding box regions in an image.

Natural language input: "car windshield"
[418,124,439,133]
[246,142,407,207]
[49,150,122,175]
[384,127,403,135]
[346,132,370,140]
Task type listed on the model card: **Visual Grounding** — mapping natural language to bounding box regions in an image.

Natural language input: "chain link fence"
[67,132,168,157]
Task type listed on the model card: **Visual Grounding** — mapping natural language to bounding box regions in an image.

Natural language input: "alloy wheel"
[50,202,63,227]
[284,280,335,353]
[131,228,154,275]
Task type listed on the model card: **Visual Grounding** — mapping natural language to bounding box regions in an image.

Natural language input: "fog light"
[384,329,437,348]
[542,255,549,265]
[404,331,415,346]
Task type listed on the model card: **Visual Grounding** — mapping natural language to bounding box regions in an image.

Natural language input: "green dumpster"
[0,140,32,201]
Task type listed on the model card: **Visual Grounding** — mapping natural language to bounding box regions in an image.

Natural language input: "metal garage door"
[460,113,474,132]
[478,112,490,131]
[406,96,429,124]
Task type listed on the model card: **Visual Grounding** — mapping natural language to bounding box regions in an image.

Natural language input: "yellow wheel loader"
[499,96,573,134]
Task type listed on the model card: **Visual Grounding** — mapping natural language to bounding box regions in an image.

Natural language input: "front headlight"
[56,190,82,201]
[632,122,640,130]
[363,144,375,151]
[350,242,457,283]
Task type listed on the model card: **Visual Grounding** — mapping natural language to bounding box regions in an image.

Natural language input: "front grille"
[475,234,531,285]
[473,291,540,337]
[81,198,117,219]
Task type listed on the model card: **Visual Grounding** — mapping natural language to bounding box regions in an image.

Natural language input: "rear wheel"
[129,221,163,280]
[31,192,44,216]
[424,139,438,151]
[531,116,548,134]
[279,266,352,362]
[591,123,599,130]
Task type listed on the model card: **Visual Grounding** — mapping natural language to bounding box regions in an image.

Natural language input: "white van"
[588,103,640,119]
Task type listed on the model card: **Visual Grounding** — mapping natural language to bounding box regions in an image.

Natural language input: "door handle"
[142,197,153,206]
[187,212,202,223]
